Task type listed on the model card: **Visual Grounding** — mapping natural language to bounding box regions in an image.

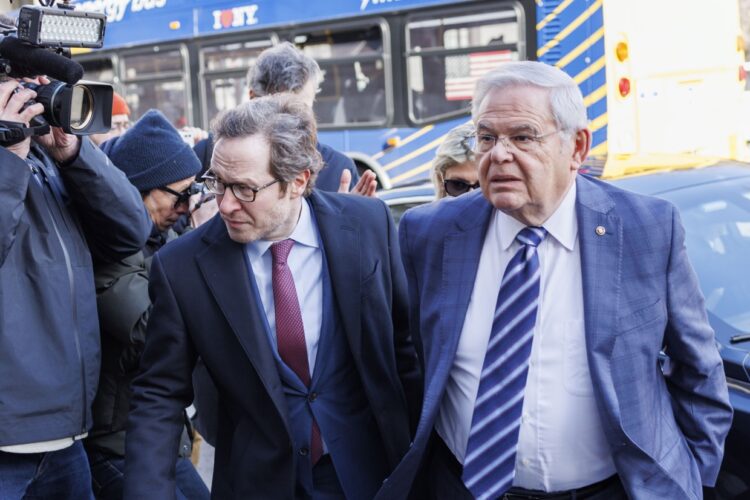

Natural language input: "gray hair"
[432,122,476,199]
[211,95,322,195]
[472,61,587,135]
[246,42,321,97]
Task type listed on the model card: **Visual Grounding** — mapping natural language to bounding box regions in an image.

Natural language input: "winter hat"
[105,109,201,192]
[112,92,130,117]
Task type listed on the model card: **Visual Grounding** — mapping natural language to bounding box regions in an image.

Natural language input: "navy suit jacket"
[123,190,421,499]
[315,142,359,192]
[378,174,732,500]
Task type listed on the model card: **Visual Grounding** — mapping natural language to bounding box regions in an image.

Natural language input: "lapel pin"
[595,225,606,236]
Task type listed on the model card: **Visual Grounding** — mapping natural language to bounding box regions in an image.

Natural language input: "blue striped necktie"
[462,226,547,499]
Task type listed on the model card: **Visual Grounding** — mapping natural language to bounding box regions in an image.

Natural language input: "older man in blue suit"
[123,95,421,499]
[379,61,732,500]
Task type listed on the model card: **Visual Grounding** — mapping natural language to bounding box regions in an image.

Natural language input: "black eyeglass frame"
[443,178,480,197]
[202,174,280,203]
[158,182,204,208]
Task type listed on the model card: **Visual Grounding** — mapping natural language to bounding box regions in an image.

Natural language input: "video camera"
[0,0,112,145]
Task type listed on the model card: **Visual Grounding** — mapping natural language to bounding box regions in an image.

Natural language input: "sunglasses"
[443,179,480,197]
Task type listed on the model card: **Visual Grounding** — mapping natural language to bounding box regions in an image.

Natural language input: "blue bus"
[71,0,747,187]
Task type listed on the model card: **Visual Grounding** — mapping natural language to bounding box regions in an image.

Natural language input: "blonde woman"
[431,122,479,198]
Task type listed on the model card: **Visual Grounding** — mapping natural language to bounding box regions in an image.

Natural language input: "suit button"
[299,447,309,456]
[308,392,318,402]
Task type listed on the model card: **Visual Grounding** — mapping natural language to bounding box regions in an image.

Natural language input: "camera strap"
[0,120,50,147]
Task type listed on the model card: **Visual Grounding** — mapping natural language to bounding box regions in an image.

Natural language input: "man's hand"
[32,76,81,164]
[189,192,218,228]
[0,80,44,160]
[338,169,378,197]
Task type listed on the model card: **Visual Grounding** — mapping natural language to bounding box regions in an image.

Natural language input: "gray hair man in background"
[246,41,377,196]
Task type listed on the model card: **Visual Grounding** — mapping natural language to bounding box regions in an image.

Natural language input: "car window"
[677,189,750,332]
[387,201,428,227]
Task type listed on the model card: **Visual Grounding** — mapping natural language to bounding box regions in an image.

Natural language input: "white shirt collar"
[246,198,319,259]
[496,180,578,251]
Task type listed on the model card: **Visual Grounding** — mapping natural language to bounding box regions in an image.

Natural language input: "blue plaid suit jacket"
[377,174,732,500]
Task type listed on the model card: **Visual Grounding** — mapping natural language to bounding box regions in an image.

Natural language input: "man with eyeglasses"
[190,41,380,447]
[124,95,421,499]
[193,41,378,197]
[85,109,210,499]
[378,61,731,500]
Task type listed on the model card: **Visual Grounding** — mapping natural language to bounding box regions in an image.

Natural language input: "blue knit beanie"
[103,109,201,192]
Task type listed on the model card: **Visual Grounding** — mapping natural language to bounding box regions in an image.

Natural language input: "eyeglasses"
[469,129,559,154]
[202,174,280,203]
[443,179,480,197]
[158,182,203,208]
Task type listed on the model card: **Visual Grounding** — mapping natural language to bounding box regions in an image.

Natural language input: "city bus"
[71,0,748,187]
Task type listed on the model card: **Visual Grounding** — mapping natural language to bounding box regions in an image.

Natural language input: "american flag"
[445,50,513,101]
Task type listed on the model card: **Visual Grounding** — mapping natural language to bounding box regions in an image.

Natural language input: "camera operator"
[0,74,151,498]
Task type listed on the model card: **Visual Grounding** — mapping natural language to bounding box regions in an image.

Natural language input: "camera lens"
[19,78,112,135]
[70,84,93,131]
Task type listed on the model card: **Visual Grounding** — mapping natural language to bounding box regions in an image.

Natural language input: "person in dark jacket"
[0,77,151,498]
[191,42,378,196]
[247,42,377,196]
[84,110,210,500]
[191,41,380,448]
[123,95,420,500]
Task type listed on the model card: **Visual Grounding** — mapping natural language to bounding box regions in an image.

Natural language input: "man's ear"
[248,89,256,100]
[571,128,591,171]
[290,169,311,197]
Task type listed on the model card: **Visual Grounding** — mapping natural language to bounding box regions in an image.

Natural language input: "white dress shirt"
[245,199,324,374]
[436,182,616,491]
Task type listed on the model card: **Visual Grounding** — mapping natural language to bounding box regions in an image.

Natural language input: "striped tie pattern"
[462,226,547,499]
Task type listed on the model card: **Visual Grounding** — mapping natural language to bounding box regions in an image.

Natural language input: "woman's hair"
[431,122,476,199]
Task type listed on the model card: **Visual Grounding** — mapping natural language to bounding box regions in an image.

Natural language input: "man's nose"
[490,137,514,161]
[217,189,241,213]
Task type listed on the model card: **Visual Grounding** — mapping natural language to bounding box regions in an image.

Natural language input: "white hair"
[471,61,587,134]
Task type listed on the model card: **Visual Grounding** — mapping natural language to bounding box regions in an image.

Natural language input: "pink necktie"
[271,239,322,464]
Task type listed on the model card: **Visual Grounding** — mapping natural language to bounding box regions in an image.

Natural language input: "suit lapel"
[576,175,623,357]
[196,218,291,435]
[309,193,363,364]
[420,193,493,431]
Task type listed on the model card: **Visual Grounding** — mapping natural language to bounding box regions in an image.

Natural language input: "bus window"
[406,7,522,123]
[295,24,388,127]
[200,38,273,127]
[121,48,188,127]
[123,51,183,78]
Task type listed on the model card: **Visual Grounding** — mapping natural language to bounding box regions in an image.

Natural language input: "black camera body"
[0,3,111,140]
[21,80,113,135]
